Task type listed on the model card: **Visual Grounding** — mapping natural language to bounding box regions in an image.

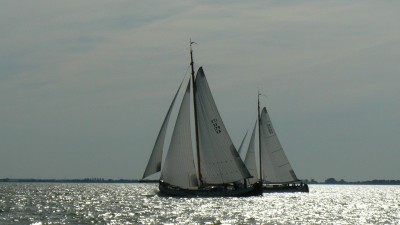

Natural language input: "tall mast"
[190,39,202,185]
[258,90,262,182]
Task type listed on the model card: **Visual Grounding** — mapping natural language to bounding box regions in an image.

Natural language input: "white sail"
[142,78,185,179]
[237,130,248,157]
[244,120,259,184]
[160,81,198,188]
[195,67,251,184]
[260,107,298,183]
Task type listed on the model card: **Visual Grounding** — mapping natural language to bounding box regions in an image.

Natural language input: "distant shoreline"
[0,178,158,183]
[1,178,400,185]
[305,178,400,185]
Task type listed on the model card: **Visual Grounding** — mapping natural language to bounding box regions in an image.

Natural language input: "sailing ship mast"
[258,90,262,182]
[143,42,263,196]
[190,40,202,185]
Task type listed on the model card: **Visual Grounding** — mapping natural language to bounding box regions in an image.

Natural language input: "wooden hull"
[159,181,263,197]
[263,183,309,193]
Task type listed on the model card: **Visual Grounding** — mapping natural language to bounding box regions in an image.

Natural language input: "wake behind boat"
[142,41,262,197]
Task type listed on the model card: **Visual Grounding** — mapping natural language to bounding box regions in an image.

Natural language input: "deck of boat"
[263,183,309,193]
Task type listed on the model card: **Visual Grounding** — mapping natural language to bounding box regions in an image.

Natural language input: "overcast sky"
[1,0,399,181]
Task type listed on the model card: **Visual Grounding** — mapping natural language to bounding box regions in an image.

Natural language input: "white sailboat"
[142,42,262,197]
[239,93,309,192]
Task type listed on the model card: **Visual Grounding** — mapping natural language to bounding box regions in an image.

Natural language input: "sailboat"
[238,93,309,193]
[142,42,262,197]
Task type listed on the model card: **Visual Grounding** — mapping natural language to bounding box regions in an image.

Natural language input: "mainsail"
[160,81,198,188]
[142,78,185,179]
[259,107,298,183]
[195,67,251,184]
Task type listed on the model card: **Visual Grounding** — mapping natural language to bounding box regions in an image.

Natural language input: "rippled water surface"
[0,183,399,224]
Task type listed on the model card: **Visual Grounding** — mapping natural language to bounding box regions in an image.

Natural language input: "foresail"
[237,130,248,156]
[160,81,198,188]
[260,107,298,183]
[142,77,185,179]
[195,67,251,184]
[244,120,259,184]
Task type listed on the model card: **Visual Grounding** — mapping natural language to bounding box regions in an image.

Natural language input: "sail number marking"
[267,123,274,134]
[211,118,221,134]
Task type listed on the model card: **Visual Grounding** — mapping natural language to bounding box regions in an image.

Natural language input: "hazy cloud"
[1,0,399,181]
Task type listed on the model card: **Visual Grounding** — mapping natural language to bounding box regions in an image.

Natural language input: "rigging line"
[237,129,249,155]
[182,64,191,81]
[271,148,284,154]
[277,162,290,168]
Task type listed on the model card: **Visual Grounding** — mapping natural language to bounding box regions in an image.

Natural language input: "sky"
[1,0,399,182]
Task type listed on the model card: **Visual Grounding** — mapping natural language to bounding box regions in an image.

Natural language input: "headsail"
[160,81,198,188]
[260,107,298,183]
[195,67,251,184]
[142,77,185,179]
[244,120,259,184]
[237,130,249,156]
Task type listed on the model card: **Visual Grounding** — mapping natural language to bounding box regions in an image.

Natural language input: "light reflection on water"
[0,183,399,224]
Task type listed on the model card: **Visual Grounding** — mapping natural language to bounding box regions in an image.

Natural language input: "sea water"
[0,183,399,224]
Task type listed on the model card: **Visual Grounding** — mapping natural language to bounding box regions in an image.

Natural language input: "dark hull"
[159,181,263,197]
[263,183,309,193]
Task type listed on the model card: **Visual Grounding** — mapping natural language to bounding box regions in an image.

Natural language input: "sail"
[160,81,198,188]
[195,67,251,184]
[244,120,259,184]
[237,130,248,156]
[260,107,298,183]
[142,77,185,179]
